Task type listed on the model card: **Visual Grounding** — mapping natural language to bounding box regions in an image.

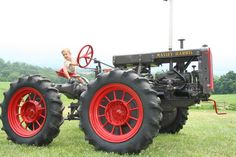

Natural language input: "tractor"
[0,44,217,154]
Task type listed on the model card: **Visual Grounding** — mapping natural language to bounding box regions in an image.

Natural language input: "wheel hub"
[105,100,129,126]
[21,100,41,123]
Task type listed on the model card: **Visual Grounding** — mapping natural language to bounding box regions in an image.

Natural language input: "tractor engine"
[154,68,200,98]
[113,46,214,107]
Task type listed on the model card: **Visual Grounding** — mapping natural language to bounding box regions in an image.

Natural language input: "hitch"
[208,99,226,115]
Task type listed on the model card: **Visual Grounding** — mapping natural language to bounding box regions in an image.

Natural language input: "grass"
[0,82,236,157]
[0,82,9,101]
[0,111,235,157]
[191,94,236,111]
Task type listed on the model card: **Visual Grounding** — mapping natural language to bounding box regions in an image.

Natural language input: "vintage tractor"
[0,44,216,154]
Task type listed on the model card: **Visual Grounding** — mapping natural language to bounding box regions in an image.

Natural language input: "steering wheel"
[77,45,94,68]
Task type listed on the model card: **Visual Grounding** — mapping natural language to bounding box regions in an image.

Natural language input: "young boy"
[61,48,84,84]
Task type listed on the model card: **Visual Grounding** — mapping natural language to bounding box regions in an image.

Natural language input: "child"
[61,48,85,84]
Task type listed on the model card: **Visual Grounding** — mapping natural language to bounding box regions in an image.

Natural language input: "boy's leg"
[77,76,85,84]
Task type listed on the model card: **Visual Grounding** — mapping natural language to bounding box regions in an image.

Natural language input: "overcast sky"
[0,0,235,75]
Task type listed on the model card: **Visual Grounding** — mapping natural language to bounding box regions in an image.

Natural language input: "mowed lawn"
[0,82,236,157]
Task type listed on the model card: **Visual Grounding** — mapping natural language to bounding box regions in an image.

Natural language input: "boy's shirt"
[64,59,76,73]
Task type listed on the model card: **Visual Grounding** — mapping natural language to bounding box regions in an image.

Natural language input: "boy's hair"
[61,48,71,54]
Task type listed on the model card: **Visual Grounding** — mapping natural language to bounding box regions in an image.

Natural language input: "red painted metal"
[89,83,143,143]
[8,87,47,137]
[105,100,129,126]
[207,48,214,90]
[56,68,77,78]
[208,99,226,115]
[77,45,94,68]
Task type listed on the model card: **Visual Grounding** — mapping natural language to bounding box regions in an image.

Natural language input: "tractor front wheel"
[0,75,64,145]
[79,70,162,154]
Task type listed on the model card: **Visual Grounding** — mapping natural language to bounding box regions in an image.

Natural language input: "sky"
[0,0,235,75]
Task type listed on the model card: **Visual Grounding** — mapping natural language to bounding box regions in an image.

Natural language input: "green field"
[0,82,9,101]
[0,82,236,157]
[190,94,236,111]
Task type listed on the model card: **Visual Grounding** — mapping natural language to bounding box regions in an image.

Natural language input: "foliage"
[0,58,63,83]
[214,71,236,94]
[0,58,94,83]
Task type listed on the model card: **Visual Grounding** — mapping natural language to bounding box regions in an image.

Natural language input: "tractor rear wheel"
[79,70,162,154]
[159,107,189,134]
[0,75,64,145]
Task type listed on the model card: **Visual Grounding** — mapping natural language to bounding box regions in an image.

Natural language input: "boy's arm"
[62,66,71,79]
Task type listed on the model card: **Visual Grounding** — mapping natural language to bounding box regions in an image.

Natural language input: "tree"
[214,71,236,94]
[0,58,64,83]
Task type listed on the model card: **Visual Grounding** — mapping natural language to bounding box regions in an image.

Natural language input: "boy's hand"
[68,77,77,84]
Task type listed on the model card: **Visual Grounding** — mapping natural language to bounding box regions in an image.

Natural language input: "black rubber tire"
[79,70,162,154]
[0,75,64,146]
[159,107,189,134]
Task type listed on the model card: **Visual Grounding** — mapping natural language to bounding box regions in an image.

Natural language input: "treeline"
[0,58,65,83]
[0,58,95,83]
[214,71,236,94]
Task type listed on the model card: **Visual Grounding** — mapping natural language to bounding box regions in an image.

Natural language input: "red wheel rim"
[8,87,47,137]
[77,45,94,68]
[89,83,143,143]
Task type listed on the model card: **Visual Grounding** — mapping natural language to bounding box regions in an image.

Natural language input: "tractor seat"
[56,68,78,79]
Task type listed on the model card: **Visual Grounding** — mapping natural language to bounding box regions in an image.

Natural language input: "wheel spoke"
[98,114,105,118]
[32,94,37,101]
[27,94,32,101]
[111,126,115,134]
[87,51,92,55]
[126,98,134,106]
[20,97,25,103]
[99,104,106,109]
[16,113,21,116]
[38,107,46,111]
[32,122,35,131]
[126,122,133,130]
[24,123,28,129]
[105,96,111,102]
[36,120,41,126]
[17,104,22,107]
[40,114,46,119]
[121,91,126,101]
[129,116,138,121]
[86,47,91,54]
[85,57,91,60]
[102,121,109,128]
[37,99,43,106]
[17,105,22,112]
[85,58,89,64]
[20,120,25,125]
[130,107,139,111]
[113,91,116,100]
[119,126,123,135]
